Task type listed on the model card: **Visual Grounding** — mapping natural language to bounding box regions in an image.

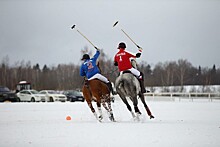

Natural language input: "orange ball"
[66,116,71,120]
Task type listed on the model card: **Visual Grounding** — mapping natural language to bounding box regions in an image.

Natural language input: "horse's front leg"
[106,100,115,122]
[101,94,115,122]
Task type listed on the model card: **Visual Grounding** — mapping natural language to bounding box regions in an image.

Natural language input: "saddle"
[119,70,146,93]
[122,70,132,74]
[119,70,135,78]
[84,78,103,88]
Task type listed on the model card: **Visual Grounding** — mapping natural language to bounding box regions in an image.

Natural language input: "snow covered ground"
[0,96,220,147]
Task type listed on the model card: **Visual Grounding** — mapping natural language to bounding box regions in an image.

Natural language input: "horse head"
[131,59,137,69]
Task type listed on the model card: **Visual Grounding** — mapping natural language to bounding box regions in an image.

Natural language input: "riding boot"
[138,72,146,93]
[107,82,117,95]
[139,79,146,93]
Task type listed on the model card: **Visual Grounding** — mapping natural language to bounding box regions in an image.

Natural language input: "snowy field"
[0,96,220,147]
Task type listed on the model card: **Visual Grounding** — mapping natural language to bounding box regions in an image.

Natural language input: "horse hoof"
[150,115,155,119]
[109,117,115,122]
[99,115,103,120]
[108,113,115,122]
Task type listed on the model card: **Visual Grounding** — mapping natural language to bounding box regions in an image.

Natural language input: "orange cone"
[66,116,71,120]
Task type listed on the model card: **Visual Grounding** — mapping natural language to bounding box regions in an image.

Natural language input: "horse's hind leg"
[85,99,99,119]
[83,87,99,120]
[85,98,102,120]
[118,93,135,118]
[131,95,141,114]
[96,101,103,121]
[139,93,155,119]
[131,96,141,121]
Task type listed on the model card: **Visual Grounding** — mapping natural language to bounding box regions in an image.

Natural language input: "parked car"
[39,90,67,102]
[0,86,19,102]
[63,90,85,102]
[16,81,32,93]
[16,90,46,102]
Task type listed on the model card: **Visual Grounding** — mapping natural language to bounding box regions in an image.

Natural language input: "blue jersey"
[80,50,100,79]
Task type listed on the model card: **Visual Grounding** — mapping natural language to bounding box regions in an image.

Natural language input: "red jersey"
[114,49,136,71]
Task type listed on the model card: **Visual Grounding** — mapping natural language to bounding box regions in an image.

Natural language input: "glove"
[95,46,100,51]
[136,53,141,58]
[114,62,118,66]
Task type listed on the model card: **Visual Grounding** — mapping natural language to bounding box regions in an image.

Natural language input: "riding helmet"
[81,54,90,60]
[117,42,126,49]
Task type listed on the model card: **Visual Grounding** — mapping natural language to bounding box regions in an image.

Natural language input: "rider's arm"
[80,64,86,77]
[92,50,100,62]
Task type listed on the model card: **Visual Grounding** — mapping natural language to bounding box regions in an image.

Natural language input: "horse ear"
[131,59,137,69]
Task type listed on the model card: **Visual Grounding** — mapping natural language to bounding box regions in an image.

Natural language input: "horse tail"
[117,75,132,95]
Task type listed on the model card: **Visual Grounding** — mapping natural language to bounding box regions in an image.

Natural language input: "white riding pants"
[120,67,141,77]
[88,73,109,83]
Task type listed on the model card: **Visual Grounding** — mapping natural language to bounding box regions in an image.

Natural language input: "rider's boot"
[138,72,146,93]
[107,82,117,95]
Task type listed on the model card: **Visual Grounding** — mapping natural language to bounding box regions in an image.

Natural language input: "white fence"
[144,92,220,101]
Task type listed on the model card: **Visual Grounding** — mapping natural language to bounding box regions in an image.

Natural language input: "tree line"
[0,55,220,91]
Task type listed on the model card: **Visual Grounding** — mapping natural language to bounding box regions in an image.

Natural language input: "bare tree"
[176,59,192,91]
[164,61,177,86]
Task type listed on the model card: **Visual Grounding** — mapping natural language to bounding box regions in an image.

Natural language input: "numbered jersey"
[80,51,100,79]
[114,49,136,71]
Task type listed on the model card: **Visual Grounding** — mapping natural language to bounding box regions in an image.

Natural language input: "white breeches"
[88,73,109,83]
[120,67,140,77]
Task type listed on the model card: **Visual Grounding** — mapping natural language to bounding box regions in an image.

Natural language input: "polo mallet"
[113,21,142,50]
[71,25,99,50]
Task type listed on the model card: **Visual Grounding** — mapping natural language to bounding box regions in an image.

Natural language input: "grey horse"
[115,59,154,120]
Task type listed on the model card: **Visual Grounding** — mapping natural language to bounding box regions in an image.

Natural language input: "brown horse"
[82,79,115,122]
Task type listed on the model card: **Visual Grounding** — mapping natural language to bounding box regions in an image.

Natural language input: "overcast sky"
[0,0,220,68]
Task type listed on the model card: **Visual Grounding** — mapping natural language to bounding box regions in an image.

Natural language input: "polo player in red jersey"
[114,42,146,93]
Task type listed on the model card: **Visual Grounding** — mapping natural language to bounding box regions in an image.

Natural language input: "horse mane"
[131,59,138,69]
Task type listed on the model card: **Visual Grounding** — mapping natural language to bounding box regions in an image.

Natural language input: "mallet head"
[71,25,76,29]
[113,21,119,27]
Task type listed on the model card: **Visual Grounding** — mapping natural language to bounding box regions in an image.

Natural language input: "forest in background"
[1,52,220,91]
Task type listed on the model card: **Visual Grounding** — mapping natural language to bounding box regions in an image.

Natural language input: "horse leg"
[101,94,115,122]
[139,93,155,119]
[83,86,100,120]
[107,100,115,122]
[89,91,103,121]
[96,101,103,121]
[118,93,135,118]
[132,96,141,121]
[132,96,141,114]
[85,99,100,120]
